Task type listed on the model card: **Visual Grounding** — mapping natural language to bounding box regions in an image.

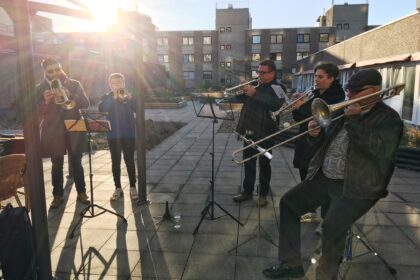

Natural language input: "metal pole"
[134,46,148,205]
[12,0,52,278]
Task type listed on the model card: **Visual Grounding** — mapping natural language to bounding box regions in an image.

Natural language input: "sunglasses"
[47,67,62,74]
[345,86,375,94]
[258,70,272,75]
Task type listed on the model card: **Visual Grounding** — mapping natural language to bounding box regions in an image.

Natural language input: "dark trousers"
[278,171,378,280]
[51,153,86,196]
[242,140,272,197]
[108,138,136,189]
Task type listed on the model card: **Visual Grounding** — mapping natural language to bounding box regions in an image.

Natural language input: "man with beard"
[36,57,90,208]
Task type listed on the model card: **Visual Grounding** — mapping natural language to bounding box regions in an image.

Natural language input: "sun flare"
[87,0,119,30]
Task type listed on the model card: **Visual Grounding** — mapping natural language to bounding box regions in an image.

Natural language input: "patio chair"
[0,154,30,211]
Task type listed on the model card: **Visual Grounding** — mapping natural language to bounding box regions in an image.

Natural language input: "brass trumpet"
[117,88,128,99]
[269,86,314,121]
[223,79,259,97]
[232,83,405,164]
[51,79,75,110]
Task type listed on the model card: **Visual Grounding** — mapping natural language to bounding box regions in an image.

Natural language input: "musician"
[292,62,345,224]
[36,57,90,208]
[231,60,285,207]
[263,69,403,279]
[98,73,138,201]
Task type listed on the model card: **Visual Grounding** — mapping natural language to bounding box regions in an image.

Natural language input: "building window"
[183,71,195,80]
[203,71,212,80]
[226,27,232,32]
[182,37,194,45]
[296,52,309,60]
[220,62,225,68]
[157,37,168,45]
[270,52,282,61]
[203,36,211,45]
[270,34,283,44]
[226,44,232,50]
[297,34,310,43]
[226,62,232,68]
[251,70,258,78]
[252,53,261,62]
[220,45,225,50]
[158,54,169,63]
[183,54,194,63]
[252,35,261,44]
[226,78,231,84]
[337,24,342,30]
[203,54,212,62]
[220,78,226,84]
[343,23,350,30]
[319,33,329,42]
[219,27,225,32]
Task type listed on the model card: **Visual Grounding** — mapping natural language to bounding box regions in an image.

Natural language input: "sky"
[36,0,418,32]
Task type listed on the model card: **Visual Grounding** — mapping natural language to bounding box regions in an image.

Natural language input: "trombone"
[232,83,405,164]
[223,79,259,97]
[269,86,314,121]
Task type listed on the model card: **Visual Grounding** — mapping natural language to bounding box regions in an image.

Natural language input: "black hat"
[345,69,382,92]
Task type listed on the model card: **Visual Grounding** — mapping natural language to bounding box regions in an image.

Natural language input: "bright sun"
[87,0,119,29]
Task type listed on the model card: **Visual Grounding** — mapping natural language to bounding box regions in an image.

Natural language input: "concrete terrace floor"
[11,102,420,279]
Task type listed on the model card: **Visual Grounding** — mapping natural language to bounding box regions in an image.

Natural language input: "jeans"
[51,153,86,196]
[108,138,136,189]
[278,171,378,279]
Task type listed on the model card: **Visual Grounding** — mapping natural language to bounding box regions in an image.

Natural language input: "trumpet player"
[263,69,403,279]
[231,60,285,207]
[98,73,138,201]
[292,62,345,224]
[37,57,90,208]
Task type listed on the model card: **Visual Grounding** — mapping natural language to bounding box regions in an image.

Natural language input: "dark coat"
[292,80,345,171]
[307,102,403,199]
[36,77,90,157]
[232,81,284,141]
[98,92,136,139]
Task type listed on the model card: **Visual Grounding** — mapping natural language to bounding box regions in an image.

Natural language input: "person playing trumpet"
[98,73,138,201]
[263,69,403,279]
[231,60,285,207]
[292,62,345,224]
[37,57,90,208]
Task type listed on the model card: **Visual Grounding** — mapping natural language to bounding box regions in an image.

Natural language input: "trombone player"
[263,69,403,279]
[37,57,90,208]
[231,60,285,207]
[292,62,345,224]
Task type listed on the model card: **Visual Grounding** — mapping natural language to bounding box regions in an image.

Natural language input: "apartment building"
[157,2,370,89]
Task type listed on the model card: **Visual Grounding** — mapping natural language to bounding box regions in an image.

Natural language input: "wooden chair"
[0,154,30,211]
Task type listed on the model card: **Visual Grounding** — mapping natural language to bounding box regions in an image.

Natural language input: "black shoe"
[232,192,252,203]
[262,262,304,278]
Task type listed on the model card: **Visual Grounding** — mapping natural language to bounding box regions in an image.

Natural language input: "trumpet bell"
[62,100,76,110]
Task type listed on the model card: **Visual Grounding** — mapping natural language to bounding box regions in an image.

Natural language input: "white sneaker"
[110,188,123,201]
[300,212,321,223]
[130,188,138,200]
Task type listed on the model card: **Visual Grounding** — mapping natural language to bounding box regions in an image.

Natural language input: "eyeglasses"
[47,67,62,74]
[258,70,272,75]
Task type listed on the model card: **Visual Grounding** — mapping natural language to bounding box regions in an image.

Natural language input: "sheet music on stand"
[64,111,111,133]
[191,95,235,122]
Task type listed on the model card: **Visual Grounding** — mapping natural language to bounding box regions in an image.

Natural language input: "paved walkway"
[4,102,420,279]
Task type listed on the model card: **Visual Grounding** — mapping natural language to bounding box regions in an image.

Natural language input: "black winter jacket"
[292,80,345,170]
[232,81,284,141]
[307,102,403,199]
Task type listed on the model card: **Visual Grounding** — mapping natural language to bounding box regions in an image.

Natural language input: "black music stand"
[66,111,127,239]
[191,96,243,235]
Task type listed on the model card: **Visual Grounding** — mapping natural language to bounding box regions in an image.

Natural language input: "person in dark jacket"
[232,60,284,207]
[36,57,90,208]
[292,62,345,223]
[263,69,403,279]
[98,73,138,201]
